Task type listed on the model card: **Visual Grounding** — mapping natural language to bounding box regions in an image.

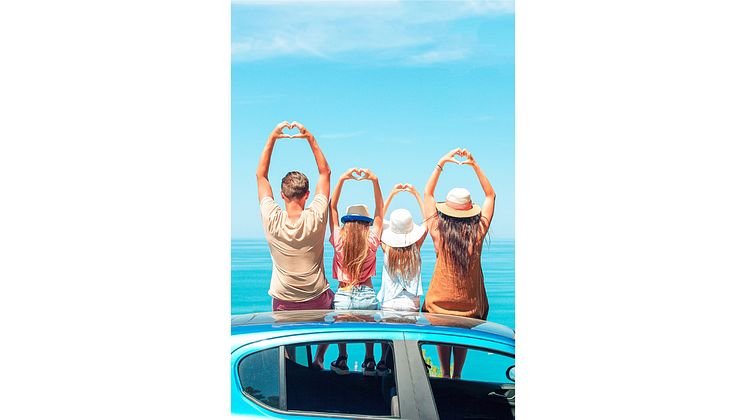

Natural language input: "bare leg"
[365,342,375,360]
[313,343,329,369]
[338,343,348,359]
[452,347,468,379]
[436,345,452,378]
[329,343,348,373]
[285,346,296,362]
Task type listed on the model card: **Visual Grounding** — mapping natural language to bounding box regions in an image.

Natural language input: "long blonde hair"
[340,221,371,284]
[385,244,421,282]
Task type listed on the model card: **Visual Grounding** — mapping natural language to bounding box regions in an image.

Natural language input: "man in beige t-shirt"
[256,121,333,311]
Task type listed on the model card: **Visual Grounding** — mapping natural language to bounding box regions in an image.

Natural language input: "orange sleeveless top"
[423,240,489,320]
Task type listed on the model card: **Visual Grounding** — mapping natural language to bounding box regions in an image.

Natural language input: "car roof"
[231,310,515,343]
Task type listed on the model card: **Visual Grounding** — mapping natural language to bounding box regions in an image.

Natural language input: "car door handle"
[489,391,515,401]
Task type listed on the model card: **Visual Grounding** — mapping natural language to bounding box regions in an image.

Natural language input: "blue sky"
[232,0,514,239]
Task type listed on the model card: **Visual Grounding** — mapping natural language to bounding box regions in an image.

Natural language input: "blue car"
[232,310,515,419]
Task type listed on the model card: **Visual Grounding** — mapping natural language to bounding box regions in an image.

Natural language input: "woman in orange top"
[423,148,496,379]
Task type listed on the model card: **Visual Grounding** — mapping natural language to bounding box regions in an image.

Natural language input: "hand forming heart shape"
[451,153,468,164]
[275,121,309,139]
[444,148,475,166]
[281,126,301,137]
[351,169,367,180]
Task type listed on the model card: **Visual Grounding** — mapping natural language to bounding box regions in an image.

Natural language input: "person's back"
[422,148,496,380]
[256,121,333,311]
[379,248,424,311]
[377,199,429,312]
[261,191,329,302]
[427,236,488,319]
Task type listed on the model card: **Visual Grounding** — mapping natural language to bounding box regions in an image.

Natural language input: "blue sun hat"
[341,204,374,225]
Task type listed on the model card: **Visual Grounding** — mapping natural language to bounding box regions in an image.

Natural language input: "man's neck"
[285,201,305,222]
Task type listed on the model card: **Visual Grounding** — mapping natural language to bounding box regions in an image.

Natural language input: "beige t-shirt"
[260,194,330,302]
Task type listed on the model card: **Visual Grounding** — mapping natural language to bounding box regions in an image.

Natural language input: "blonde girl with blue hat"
[375,183,428,375]
[318,167,383,376]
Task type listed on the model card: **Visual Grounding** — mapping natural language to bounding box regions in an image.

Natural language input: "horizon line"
[231,236,516,241]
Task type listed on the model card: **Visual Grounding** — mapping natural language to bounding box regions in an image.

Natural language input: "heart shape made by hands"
[281,126,301,137]
[451,153,469,164]
[351,169,367,180]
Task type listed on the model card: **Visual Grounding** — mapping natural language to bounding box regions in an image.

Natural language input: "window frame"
[233,331,412,419]
[417,341,516,383]
[235,346,283,411]
[402,332,516,420]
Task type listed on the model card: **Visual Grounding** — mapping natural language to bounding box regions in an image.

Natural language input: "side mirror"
[506,365,515,382]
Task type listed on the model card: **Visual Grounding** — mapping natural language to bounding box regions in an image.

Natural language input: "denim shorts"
[334,285,379,310]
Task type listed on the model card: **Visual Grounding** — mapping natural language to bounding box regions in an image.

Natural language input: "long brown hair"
[435,211,487,278]
[386,244,421,282]
[340,220,371,284]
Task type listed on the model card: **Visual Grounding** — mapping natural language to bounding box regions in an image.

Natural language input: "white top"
[377,251,423,309]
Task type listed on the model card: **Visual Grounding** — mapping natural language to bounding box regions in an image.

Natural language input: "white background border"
[2,1,745,418]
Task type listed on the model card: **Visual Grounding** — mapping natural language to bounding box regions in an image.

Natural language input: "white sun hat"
[381,208,427,248]
[435,187,482,218]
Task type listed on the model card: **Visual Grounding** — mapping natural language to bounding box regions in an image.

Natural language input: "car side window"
[237,347,280,409]
[420,343,515,420]
[285,340,398,417]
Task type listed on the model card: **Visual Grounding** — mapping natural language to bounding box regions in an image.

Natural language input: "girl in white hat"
[423,148,496,379]
[374,183,429,375]
[378,183,428,311]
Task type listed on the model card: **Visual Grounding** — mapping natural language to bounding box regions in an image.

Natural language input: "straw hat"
[341,204,374,224]
[381,209,427,247]
[435,188,482,218]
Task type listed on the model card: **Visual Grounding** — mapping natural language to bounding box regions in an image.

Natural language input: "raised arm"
[383,184,407,216]
[256,121,290,200]
[329,168,355,231]
[461,148,496,235]
[403,184,429,247]
[403,184,426,222]
[361,169,384,236]
[424,148,461,233]
[290,121,331,198]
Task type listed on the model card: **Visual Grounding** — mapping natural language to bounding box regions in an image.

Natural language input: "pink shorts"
[272,288,334,311]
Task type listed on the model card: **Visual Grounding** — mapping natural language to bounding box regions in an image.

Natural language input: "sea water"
[231,238,515,329]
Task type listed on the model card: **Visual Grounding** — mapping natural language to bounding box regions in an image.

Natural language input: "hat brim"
[341,214,373,224]
[381,220,427,247]
[435,202,482,218]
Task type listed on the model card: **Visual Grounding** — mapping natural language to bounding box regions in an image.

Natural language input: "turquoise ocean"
[231,238,515,329]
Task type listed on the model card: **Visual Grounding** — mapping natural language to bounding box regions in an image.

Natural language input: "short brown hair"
[281,171,309,200]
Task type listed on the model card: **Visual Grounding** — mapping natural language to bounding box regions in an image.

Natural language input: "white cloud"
[408,48,470,65]
[231,0,513,65]
[462,0,515,15]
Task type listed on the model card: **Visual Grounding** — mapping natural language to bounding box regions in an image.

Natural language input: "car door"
[232,330,421,419]
[402,332,515,420]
